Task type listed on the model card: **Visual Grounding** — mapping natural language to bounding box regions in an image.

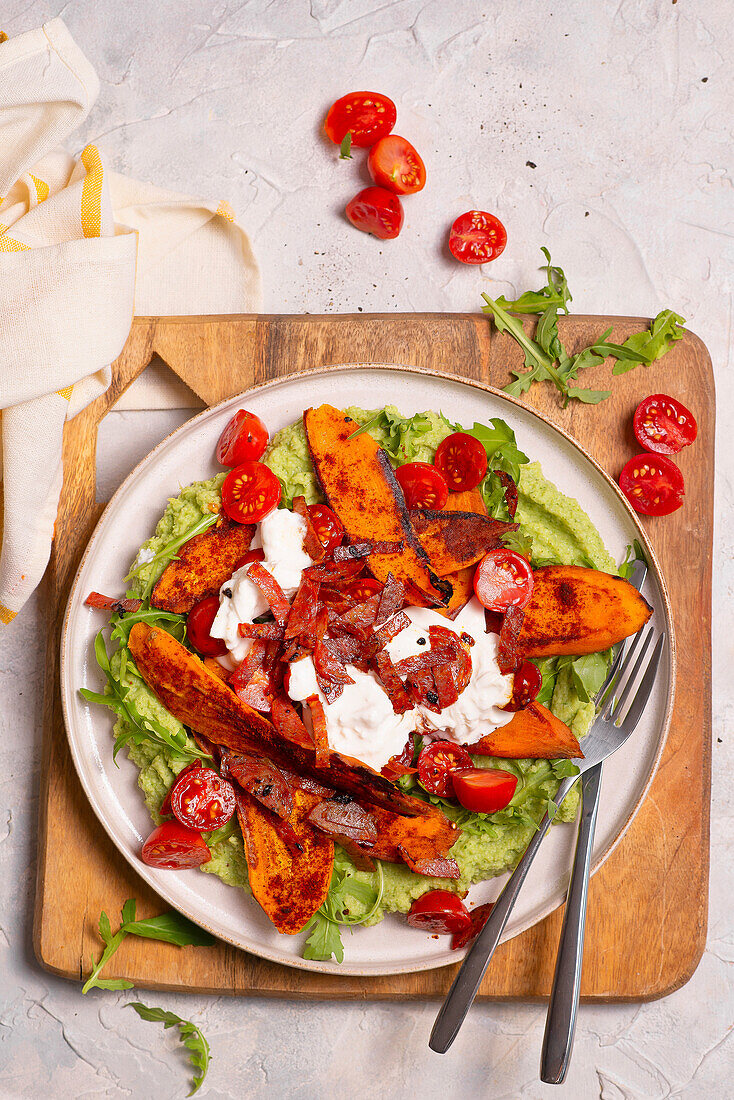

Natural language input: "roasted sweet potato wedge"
[236,788,333,934]
[468,701,582,759]
[127,623,427,817]
[151,516,255,613]
[410,509,516,577]
[517,565,653,658]
[436,487,488,619]
[303,404,451,607]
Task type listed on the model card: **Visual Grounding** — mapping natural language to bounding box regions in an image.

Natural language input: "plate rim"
[60,362,676,977]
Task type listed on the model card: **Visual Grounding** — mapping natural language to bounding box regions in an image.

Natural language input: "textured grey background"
[0,2,732,1098]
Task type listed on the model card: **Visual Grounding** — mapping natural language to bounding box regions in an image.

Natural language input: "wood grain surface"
[33,313,713,1000]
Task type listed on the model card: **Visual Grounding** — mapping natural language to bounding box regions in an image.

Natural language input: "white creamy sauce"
[287,598,514,770]
[211,509,515,769]
[210,508,310,665]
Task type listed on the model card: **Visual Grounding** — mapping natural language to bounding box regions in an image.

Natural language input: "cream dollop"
[286,597,514,770]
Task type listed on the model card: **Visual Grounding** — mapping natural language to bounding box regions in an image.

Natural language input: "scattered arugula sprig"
[339,131,353,159]
[481,249,686,406]
[80,631,210,764]
[82,899,214,994]
[303,858,386,963]
[127,1003,211,1096]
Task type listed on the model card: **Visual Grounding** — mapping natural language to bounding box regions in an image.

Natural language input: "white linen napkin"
[0,19,261,626]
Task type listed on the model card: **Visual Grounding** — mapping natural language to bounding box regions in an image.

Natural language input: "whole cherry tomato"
[473,549,534,612]
[170,767,236,831]
[417,741,473,797]
[503,660,542,711]
[141,820,211,869]
[434,432,488,491]
[395,462,449,509]
[216,409,268,467]
[324,91,396,147]
[221,461,281,524]
[308,503,344,552]
[368,135,426,195]
[345,577,383,602]
[346,187,404,240]
[619,453,685,516]
[451,767,518,814]
[633,394,697,455]
[449,210,507,264]
[407,890,472,935]
[187,595,228,657]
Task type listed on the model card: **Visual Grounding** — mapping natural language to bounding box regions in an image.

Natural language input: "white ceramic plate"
[61,365,675,976]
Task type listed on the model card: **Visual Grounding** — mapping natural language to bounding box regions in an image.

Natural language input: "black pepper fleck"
[223,588,233,599]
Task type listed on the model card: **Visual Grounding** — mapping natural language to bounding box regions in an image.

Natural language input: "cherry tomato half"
[368,135,426,195]
[434,432,488,491]
[141,820,211,869]
[633,394,697,456]
[216,409,268,467]
[308,503,344,553]
[473,549,534,612]
[170,767,236,831]
[619,453,685,516]
[407,890,472,935]
[346,186,404,240]
[346,577,383,603]
[417,741,473,797]
[324,91,396,147]
[187,595,228,657]
[160,761,202,816]
[395,462,449,509]
[222,461,281,524]
[503,660,542,711]
[451,767,518,813]
[449,210,507,265]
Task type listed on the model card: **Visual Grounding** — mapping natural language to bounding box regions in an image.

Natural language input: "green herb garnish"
[339,131,353,159]
[82,899,213,994]
[126,1003,211,1096]
[303,858,386,963]
[80,631,211,764]
[481,249,686,405]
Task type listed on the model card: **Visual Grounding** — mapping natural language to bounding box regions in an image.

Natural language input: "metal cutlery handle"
[540,763,602,1083]
[430,774,576,1055]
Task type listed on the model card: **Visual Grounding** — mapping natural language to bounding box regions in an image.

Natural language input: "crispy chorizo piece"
[127,623,428,816]
[468,701,583,759]
[303,404,451,607]
[516,565,653,658]
[236,789,333,934]
[150,516,255,613]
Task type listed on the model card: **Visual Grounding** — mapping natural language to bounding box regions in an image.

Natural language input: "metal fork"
[539,560,647,1083]
[430,620,665,1054]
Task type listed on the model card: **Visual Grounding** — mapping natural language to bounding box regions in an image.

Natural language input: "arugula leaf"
[493,248,572,315]
[618,539,647,581]
[127,1003,210,1096]
[123,912,215,947]
[482,249,686,404]
[109,606,186,646]
[339,131,353,159]
[303,911,344,964]
[569,651,610,703]
[611,310,686,375]
[80,631,210,765]
[465,418,529,482]
[83,900,213,995]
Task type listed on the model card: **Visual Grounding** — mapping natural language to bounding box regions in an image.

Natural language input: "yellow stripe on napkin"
[30,174,49,203]
[80,144,103,238]
[0,603,17,625]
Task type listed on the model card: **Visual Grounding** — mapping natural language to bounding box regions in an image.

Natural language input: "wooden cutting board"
[34,313,713,1000]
